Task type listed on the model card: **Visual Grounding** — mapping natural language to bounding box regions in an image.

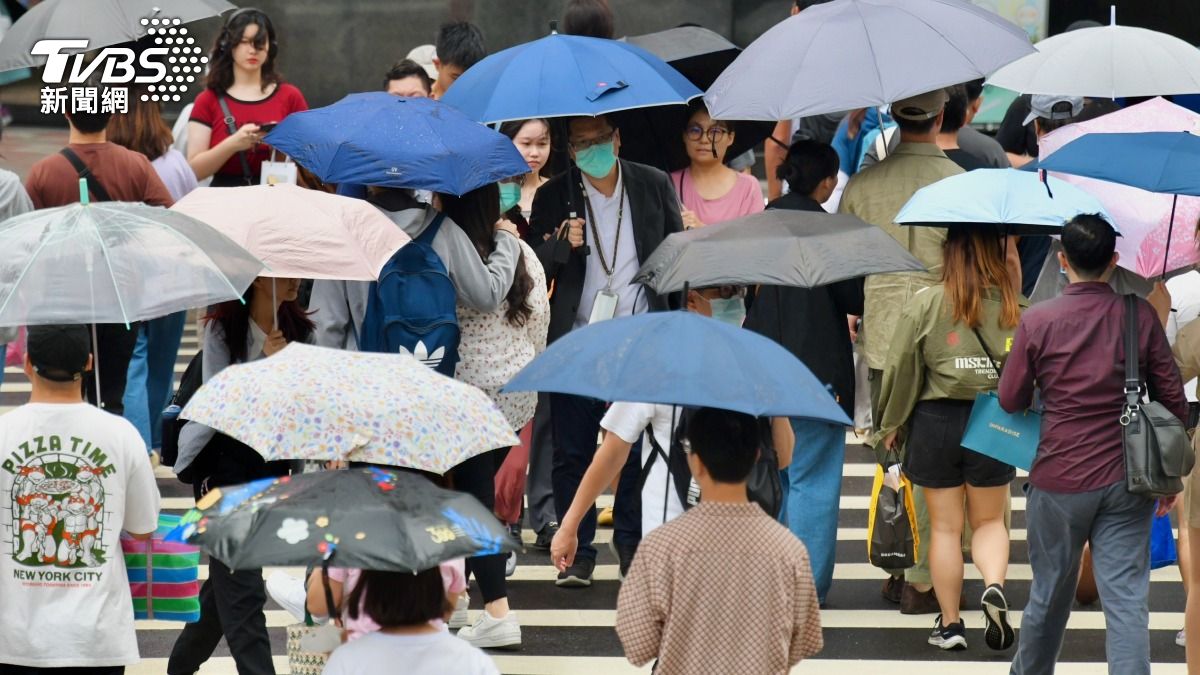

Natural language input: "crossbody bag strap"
[969,326,1003,381]
[1124,294,1143,409]
[59,148,113,202]
[638,422,669,491]
[216,95,254,186]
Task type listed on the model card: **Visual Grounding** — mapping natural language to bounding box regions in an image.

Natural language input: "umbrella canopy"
[167,468,519,571]
[262,94,530,196]
[987,23,1200,98]
[895,168,1116,235]
[0,0,232,73]
[440,30,701,124]
[1038,132,1200,197]
[0,198,261,326]
[504,311,852,424]
[633,210,925,295]
[1036,98,1200,278]
[181,343,519,474]
[171,184,409,280]
[613,26,776,173]
[704,0,1034,121]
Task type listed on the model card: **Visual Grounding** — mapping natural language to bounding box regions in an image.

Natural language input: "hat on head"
[1023,94,1085,126]
[27,324,90,383]
[891,89,950,121]
[405,44,438,80]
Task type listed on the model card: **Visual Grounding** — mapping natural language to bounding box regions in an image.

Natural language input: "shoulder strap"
[638,422,669,491]
[59,148,112,203]
[970,326,1002,379]
[216,95,253,186]
[415,212,446,245]
[1125,293,1142,407]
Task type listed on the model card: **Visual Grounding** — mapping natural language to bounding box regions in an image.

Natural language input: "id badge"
[588,288,619,324]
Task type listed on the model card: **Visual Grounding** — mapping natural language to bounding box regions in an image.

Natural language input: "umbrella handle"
[320,553,343,628]
[1163,194,1179,280]
[91,323,102,410]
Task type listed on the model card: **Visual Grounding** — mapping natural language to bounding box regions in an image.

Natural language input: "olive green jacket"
[839,142,963,370]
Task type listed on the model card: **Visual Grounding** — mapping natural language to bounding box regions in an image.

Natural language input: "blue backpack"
[358,213,460,376]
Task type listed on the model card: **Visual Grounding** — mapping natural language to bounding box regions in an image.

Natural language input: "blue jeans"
[122,312,187,451]
[550,393,642,561]
[779,418,844,604]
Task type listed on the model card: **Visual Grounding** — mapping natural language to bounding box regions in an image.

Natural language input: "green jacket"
[838,142,963,370]
[876,284,1027,442]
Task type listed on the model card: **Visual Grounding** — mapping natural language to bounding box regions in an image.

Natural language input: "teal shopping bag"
[960,391,1041,471]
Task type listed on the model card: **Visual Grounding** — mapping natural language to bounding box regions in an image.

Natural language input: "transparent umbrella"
[0,181,264,399]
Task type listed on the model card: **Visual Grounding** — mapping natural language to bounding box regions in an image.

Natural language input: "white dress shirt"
[575,164,648,328]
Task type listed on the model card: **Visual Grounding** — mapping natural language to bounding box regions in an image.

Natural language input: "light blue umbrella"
[440,29,701,124]
[895,168,1117,236]
[503,311,851,424]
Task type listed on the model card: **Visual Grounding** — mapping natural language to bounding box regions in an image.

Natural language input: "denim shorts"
[903,398,1016,489]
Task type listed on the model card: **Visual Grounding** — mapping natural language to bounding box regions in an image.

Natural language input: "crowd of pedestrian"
[1,0,1199,674]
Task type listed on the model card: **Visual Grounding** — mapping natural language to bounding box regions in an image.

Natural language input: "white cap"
[405,44,438,80]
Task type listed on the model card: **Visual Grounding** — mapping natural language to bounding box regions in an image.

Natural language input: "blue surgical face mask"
[499,182,521,213]
[709,297,746,327]
[574,141,618,179]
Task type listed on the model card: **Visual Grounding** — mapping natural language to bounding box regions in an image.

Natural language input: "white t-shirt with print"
[0,403,161,667]
[601,402,687,536]
[322,628,499,675]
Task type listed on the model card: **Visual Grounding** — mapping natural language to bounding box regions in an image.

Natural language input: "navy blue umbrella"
[440,30,701,124]
[262,93,530,196]
[503,311,851,424]
[1038,131,1200,275]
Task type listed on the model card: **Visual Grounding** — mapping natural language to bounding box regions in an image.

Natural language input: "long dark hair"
[205,8,281,93]
[204,281,314,363]
[439,185,535,327]
[345,568,448,627]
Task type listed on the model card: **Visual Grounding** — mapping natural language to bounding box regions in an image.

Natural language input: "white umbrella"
[987,9,1200,98]
[703,0,1034,121]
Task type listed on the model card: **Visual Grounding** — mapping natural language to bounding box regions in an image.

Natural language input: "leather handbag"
[1121,294,1194,498]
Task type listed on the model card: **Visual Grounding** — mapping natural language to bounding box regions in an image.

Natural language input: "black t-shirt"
[944,148,989,172]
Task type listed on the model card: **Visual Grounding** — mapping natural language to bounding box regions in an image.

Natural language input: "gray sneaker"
[928,615,967,651]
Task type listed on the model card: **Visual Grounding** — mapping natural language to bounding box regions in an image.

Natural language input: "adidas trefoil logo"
[400,340,445,369]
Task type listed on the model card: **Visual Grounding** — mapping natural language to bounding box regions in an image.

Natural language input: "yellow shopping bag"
[866,462,919,569]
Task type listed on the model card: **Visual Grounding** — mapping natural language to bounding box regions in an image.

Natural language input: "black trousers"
[82,323,139,416]
[0,662,123,667]
[451,447,510,604]
[167,558,274,675]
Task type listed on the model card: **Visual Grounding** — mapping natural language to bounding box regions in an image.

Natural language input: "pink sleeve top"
[670,168,765,226]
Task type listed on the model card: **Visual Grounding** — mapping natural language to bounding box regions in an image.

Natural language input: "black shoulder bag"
[1122,294,1194,497]
[217,95,254,186]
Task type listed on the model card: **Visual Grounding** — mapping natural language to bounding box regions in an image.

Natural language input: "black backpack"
[640,410,782,518]
[159,350,203,467]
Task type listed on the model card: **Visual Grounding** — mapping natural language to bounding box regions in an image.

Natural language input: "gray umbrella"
[703,0,1035,121]
[633,210,926,294]
[0,0,233,73]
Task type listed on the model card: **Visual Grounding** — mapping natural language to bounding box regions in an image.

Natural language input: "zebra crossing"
[3,323,1188,673]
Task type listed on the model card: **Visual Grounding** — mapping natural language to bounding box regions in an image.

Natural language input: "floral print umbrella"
[166,468,519,571]
[181,343,519,474]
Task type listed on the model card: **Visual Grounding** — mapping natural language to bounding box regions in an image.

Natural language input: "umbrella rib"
[148,209,256,302]
[851,1,888,103]
[89,209,133,325]
[0,209,72,322]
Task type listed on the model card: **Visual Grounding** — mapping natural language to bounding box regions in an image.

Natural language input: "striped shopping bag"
[121,513,201,622]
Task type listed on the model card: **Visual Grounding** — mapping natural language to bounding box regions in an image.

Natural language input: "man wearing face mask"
[744,139,864,606]
[549,287,796,580]
[529,115,684,587]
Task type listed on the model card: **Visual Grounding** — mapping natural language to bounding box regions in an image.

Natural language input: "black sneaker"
[609,539,638,580]
[555,556,595,588]
[530,522,558,551]
[928,615,968,651]
[981,584,1015,650]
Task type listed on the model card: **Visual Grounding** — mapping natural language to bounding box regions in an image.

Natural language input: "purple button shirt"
[999,282,1187,493]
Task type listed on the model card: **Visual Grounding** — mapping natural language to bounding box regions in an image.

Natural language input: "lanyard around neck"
[581,171,626,281]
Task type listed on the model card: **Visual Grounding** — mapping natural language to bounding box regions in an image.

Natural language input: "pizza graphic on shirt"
[9,455,107,568]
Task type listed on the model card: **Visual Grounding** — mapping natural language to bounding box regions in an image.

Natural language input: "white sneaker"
[456,610,521,649]
[505,551,517,578]
[266,571,309,622]
[1178,629,1186,647]
[449,591,470,629]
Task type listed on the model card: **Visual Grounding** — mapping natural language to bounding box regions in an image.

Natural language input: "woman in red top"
[187,8,307,186]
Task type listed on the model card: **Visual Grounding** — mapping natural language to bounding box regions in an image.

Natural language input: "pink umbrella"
[1039,97,1200,278]
[170,184,409,281]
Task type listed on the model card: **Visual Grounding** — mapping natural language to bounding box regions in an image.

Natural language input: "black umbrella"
[612,25,777,173]
[168,468,519,571]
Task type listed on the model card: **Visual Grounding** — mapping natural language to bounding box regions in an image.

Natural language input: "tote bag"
[961,391,1041,471]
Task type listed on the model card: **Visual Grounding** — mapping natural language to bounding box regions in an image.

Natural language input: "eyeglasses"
[568,129,615,153]
[685,125,731,143]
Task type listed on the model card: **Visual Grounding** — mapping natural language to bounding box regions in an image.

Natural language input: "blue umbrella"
[440,30,702,124]
[262,93,530,196]
[503,311,851,424]
[895,168,1117,236]
[1038,131,1200,275]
